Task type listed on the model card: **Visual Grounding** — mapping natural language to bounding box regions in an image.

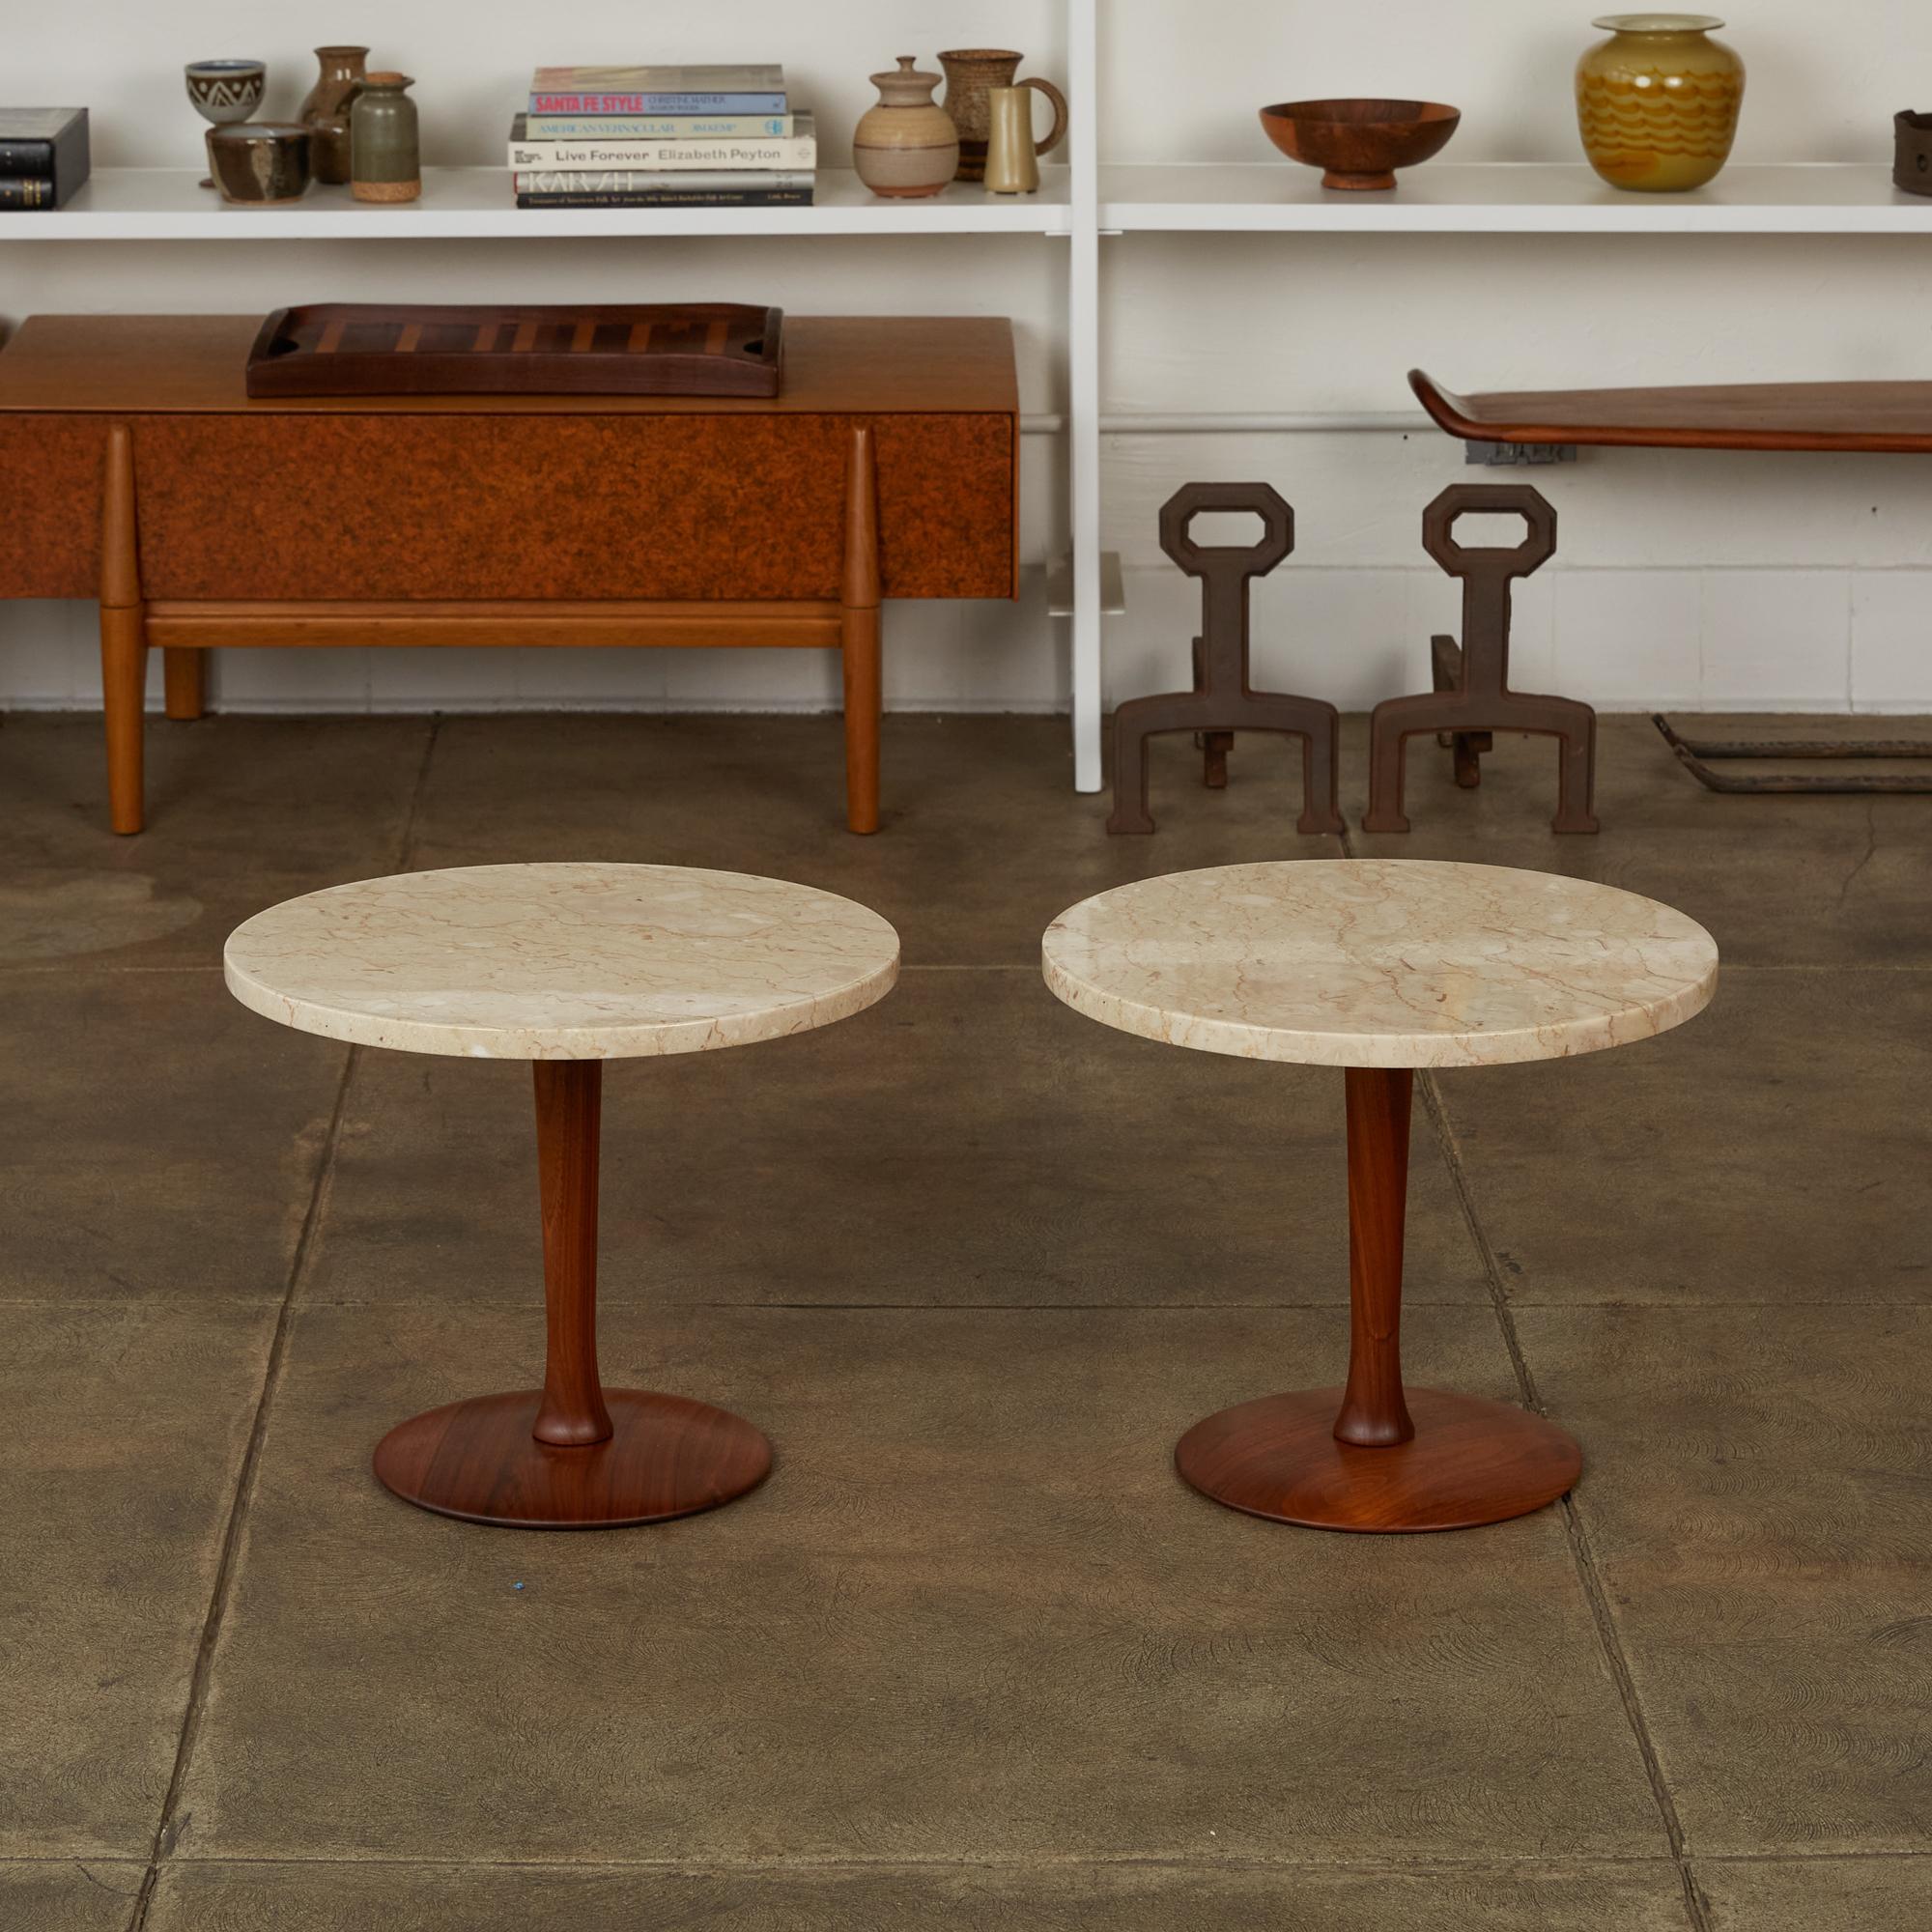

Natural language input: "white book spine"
[507,122,816,173]
[514,169,815,194]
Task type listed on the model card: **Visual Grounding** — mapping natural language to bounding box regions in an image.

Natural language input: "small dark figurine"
[1364,482,1598,835]
[1106,481,1344,837]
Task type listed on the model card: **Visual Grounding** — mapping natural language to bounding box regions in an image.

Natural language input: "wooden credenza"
[0,314,1020,834]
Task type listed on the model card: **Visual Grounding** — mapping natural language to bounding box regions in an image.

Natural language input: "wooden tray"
[245,302,784,399]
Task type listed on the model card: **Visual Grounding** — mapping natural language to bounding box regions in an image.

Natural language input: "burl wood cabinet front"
[0,412,1016,603]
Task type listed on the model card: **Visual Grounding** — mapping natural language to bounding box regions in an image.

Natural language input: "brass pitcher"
[937,48,1066,183]
[983,88,1041,195]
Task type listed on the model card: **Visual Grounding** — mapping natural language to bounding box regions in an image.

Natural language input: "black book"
[0,108,90,208]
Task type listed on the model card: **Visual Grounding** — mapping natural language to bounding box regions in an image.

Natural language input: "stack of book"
[0,108,90,211]
[509,65,813,209]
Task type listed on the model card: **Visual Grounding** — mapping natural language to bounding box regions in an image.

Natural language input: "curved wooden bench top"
[1409,367,1932,455]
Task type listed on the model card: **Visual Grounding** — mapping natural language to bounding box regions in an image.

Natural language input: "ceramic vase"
[1577,14,1744,192]
[938,48,1066,184]
[983,88,1041,195]
[853,57,958,199]
[351,71,419,203]
[298,45,368,185]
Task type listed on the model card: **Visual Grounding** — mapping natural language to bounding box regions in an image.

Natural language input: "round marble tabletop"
[225,863,900,1060]
[1042,860,1718,1069]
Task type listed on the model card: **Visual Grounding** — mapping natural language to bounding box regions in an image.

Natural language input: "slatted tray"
[244,302,784,398]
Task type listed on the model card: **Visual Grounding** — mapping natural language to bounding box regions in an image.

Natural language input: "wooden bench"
[0,314,1020,834]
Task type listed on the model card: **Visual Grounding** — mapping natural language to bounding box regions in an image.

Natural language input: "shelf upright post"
[1066,0,1104,791]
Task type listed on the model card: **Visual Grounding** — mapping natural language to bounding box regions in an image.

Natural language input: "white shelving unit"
[19,165,1074,240]
[1101,162,1929,233]
[7,0,1931,789]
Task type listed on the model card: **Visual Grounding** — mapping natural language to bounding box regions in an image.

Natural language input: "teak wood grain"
[0,314,1019,837]
[371,1058,772,1530]
[1175,1064,1582,1533]
[1410,367,1932,454]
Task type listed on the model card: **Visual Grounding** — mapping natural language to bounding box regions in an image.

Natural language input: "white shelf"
[4,166,1074,241]
[1102,162,1932,234]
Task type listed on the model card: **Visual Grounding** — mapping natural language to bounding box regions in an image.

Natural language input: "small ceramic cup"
[185,59,267,128]
[185,58,267,188]
[206,122,312,206]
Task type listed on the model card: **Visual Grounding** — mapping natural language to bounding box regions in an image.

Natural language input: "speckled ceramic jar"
[351,71,419,204]
[852,57,958,199]
[1577,14,1744,192]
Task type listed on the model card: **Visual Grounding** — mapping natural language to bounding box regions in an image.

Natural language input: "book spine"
[507,134,816,171]
[0,177,56,210]
[529,93,787,116]
[0,140,54,179]
[525,114,793,138]
[530,65,783,90]
[517,189,813,208]
[515,170,815,195]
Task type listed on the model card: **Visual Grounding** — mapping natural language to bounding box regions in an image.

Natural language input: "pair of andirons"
[1107,481,1599,837]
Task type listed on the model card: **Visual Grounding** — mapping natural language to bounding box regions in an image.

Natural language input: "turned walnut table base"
[1044,860,1718,1533]
[226,863,899,1530]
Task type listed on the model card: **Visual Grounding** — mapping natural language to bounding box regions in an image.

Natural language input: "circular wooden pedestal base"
[1176,1386,1580,1532]
[374,1388,772,1530]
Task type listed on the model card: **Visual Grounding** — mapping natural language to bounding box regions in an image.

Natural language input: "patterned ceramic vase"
[852,57,958,199]
[1577,14,1744,192]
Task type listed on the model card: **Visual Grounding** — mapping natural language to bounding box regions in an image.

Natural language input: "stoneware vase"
[983,87,1041,195]
[1576,13,1744,192]
[185,59,266,187]
[938,49,1066,183]
[852,56,958,200]
[298,44,368,185]
[351,72,420,204]
[205,122,311,207]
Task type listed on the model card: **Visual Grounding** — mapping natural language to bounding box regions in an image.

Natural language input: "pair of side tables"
[225,860,1717,1536]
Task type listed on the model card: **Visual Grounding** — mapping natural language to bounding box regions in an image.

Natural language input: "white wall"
[7,2,1932,716]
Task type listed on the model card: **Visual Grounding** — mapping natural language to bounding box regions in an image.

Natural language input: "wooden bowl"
[1259,99,1461,191]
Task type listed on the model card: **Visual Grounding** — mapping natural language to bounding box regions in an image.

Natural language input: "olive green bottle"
[351,71,419,203]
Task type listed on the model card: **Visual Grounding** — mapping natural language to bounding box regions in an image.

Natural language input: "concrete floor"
[3,710,1928,1931]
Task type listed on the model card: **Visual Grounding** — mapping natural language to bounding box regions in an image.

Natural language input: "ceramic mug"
[206,122,312,206]
[937,49,1066,182]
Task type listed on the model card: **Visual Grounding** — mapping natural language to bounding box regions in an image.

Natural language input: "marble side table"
[1042,860,1718,1532]
[226,863,898,1530]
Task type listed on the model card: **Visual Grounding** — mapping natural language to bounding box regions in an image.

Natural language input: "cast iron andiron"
[1364,482,1598,835]
[1107,482,1344,836]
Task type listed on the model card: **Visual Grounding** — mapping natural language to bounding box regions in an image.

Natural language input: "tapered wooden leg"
[162,648,206,722]
[1175,1065,1581,1532]
[532,1062,613,1446]
[99,423,148,836]
[841,605,881,835]
[841,424,882,835]
[1333,1069,1416,1447]
[372,1060,771,1530]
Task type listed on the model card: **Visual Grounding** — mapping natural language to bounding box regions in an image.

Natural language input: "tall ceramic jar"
[298,45,367,185]
[351,71,419,204]
[1577,14,1744,192]
[852,57,958,199]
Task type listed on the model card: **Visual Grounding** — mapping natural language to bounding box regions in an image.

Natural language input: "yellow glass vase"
[1577,14,1744,192]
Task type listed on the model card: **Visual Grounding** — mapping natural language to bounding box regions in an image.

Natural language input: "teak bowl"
[1259,99,1461,191]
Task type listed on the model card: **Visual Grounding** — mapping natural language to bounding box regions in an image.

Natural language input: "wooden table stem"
[532,1061,613,1447]
[1334,1065,1417,1448]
